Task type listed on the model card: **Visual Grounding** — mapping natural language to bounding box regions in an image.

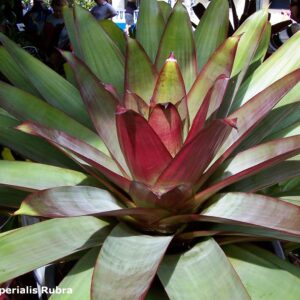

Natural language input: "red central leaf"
[148,103,183,156]
[116,107,173,185]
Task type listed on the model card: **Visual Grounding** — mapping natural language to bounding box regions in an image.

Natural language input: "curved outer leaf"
[116,108,172,185]
[0,217,112,284]
[50,247,100,300]
[148,104,182,157]
[187,36,239,122]
[197,135,300,202]
[17,122,131,191]
[155,1,197,91]
[91,224,173,300]
[125,38,157,103]
[224,244,300,300]
[158,239,250,300]
[0,47,40,96]
[0,81,107,153]
[72,5,125,95]
[233,31,300,110]
[0,161,97,191]
[201,193,300,242]
[194,0,229,71]
[63,52,129,175]
[0,114,79,170]
[0,33,92,129]
[136,0,165,63]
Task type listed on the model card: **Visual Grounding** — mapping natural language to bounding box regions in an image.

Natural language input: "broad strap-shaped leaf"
[0,160,97,191]
[116,108,172,185]
[224,244,300,299]
[0,114,79,170]
[0,33,92,129]
[50,247,99,300]
[148,104,182,157]
[124,91,149,119]
[158,0,172,23]
[234,31,300,109]
[17,122,131,191]
[158,239,250,300]
[187,36,239,122]
[91,224,173,300]
[156,119,233,188]
[100,19,126,55]
[125,38,157,103]
[200,69,300,189]
[72,5,125,95]
[136,0,165,63]
[0,46,40,96]
[196,135,300,203]
[0,217,112,284]
[63,52,129,175]
[155,1,197,91]
[201,193,300,242]
[194,0,229,71]
[0,79,107,153]
[151,53,186,106]
[15,186,169,222]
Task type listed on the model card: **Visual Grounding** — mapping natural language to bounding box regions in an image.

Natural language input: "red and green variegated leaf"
[100,19,126,55]
[228,161,300,193]
[17,122,131,191]
[0,160,97,192]
[158,0,172,23]
[136,0,165,63]
[0,217,112,284]
[0,47,40,96]
[194,0,229,71]
[196,135,300,204]
[187,36,239,122]
[201,193,300,242]
[116,108,172,185]
[0,81,107,153]
[233,31,300,110]
[158,239,250,300]
[0,114,79,170]
[186,75,229,144]
[15,186,169,222]
[200,69,300,190]
[0,33,92,129]
[156,120,233,188]
[151,53,186,106]
[148,103,182,157]
[125,38,157,104]
[155,1,197,91]
[224,244,300,300]
[91,224,173,300]
[63,52,130,176]
[72,5,124,95]
[124,91,149,119]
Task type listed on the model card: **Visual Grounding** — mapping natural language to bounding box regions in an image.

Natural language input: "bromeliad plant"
[1,0,300,298]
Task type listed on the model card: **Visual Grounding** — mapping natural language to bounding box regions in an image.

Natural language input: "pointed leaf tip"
[116,105,128,115]
[167,52,177,61]
[224,118,238,129]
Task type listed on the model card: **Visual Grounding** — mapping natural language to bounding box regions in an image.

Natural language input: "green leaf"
[156,1,197,91]
[224,244,300,300]
[0,81,108,153]
[136,0,165,63]
[158,1,172,23]
[0,114,79,170]
[158,239,250,300]
[0,161,97,191]
[0,217,112,284]
[91,223,173,300]
[125,38,157,104]
[50,247,100,300]
[73,5,125,95]
[194,0,229,71]
[0,33,92,129]
[0,47,39,96]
